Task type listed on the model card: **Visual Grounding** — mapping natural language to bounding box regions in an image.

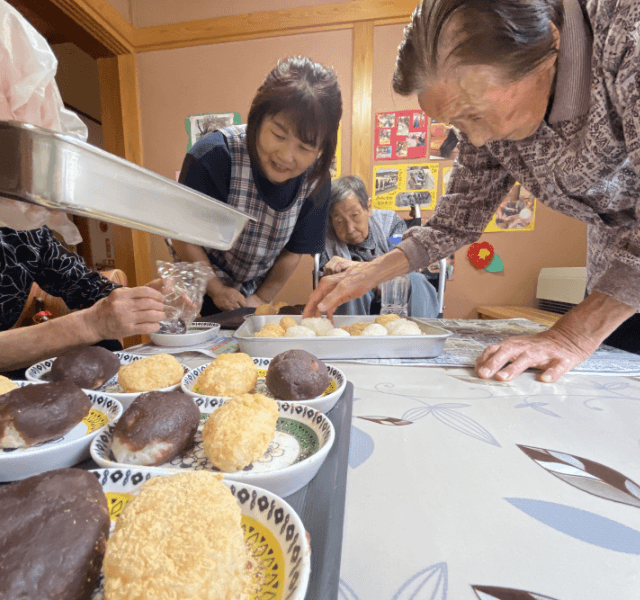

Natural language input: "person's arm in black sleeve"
[178,133,231,203]
[34,227,120,310]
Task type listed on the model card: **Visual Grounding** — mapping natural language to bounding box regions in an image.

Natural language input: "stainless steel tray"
[0,120,253,249]
[234,315,453,359]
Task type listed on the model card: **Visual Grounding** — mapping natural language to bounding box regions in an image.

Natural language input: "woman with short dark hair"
[173,56,342,314]
[306,0,640,383]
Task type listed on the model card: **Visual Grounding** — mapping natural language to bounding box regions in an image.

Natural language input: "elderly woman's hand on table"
[475,291,636,382]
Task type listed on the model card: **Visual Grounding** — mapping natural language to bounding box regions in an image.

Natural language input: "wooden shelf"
[476,305,561,327]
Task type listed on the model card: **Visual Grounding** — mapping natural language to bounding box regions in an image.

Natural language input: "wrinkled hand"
[211,286,247,312]
[86,286,166,339]
[475,328,597,383]
[244,294,268,308]
[303,262,374,319]
[323,256,357,276]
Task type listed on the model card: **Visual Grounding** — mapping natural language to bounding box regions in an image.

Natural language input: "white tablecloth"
[335,363,640,600]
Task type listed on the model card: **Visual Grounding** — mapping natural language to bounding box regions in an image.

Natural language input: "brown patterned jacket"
[399,0,640,310]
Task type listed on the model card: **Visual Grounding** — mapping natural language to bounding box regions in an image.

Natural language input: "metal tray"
[0,120,253,250]
[234,314,453,359]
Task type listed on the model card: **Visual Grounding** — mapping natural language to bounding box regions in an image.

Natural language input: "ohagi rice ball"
[300,317,334,336]
[279,316,298,331]
[103,471,250,600]
[361,323,388,336]
[285,325,316,337]
[386,319,422,336]
[0,375,18,395]
[375,314,400,326]
[327,328,350,337]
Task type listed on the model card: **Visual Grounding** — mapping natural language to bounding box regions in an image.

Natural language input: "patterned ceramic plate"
[90,467,310,600]
[148,322,222,347]
[181,356,346,413]
[0,382,122,482]
[25,351,188,410]
[90,398,335,498]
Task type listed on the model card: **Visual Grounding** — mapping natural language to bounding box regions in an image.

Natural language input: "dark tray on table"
[196,306,256,330]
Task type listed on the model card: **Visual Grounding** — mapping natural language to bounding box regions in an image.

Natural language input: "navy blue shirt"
[179,131,330,254]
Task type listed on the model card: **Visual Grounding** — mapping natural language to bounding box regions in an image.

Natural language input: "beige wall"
[136,29,353,302]
[105,0,132,23]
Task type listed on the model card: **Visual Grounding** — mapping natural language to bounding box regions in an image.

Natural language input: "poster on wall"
[375,110,428,160]
[372,163,439,211]
[330,123,342,180]
[485,182,537,232]
[185,111,241,151]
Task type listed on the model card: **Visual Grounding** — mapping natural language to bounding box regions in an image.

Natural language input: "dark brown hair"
[393,0,564,95]
[246,56,342,193]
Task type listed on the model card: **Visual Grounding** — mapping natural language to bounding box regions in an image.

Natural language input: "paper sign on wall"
[185,112,241,151]
[372,163,439,211]
[375,110,428,160]
[485,182,537,232]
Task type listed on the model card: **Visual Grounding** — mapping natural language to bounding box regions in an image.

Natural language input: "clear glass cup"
[380,274,410,316]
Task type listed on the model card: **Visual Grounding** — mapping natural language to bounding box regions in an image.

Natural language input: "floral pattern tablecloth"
[337,362,640,600]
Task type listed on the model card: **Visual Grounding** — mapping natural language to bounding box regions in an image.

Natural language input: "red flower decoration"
[467,241,495,269]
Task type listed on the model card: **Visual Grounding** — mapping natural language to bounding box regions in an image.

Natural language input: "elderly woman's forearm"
[0,312,98,371]
[553,291,636,351]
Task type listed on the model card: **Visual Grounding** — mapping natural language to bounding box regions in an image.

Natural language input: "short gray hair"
[393,0,564,95]
[329,175,369,213]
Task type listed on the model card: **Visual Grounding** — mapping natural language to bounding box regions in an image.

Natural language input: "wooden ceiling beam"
[47,0,135,56]
[133,0,416,52]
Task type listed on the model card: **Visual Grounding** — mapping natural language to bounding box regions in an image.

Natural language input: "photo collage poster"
[375,110,428,160]
[185,112,241,151]
[372,163,439,211]
[485,182,537,232]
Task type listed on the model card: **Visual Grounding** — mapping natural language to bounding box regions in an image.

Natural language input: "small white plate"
[148,322,221,347]
[90,398,335,498]
[26,351,188,410]
[90,467,310,600]
[0,382,122,482]
[181,356,346,413]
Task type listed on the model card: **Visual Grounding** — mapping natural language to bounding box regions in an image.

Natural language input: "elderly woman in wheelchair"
[317,175,440,317]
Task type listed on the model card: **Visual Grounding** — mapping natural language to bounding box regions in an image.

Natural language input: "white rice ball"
[301,317,334,336]
[387,320,422,336]
[361,323,389,336]
[284,325,317,338]
[327,328,350,337]
[383,318,412,333]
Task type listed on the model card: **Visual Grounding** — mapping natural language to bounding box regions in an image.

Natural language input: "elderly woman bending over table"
[306,0,640,383]
[319,175,438,317]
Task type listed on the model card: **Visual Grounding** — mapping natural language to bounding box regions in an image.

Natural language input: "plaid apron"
[204,125,313,296]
